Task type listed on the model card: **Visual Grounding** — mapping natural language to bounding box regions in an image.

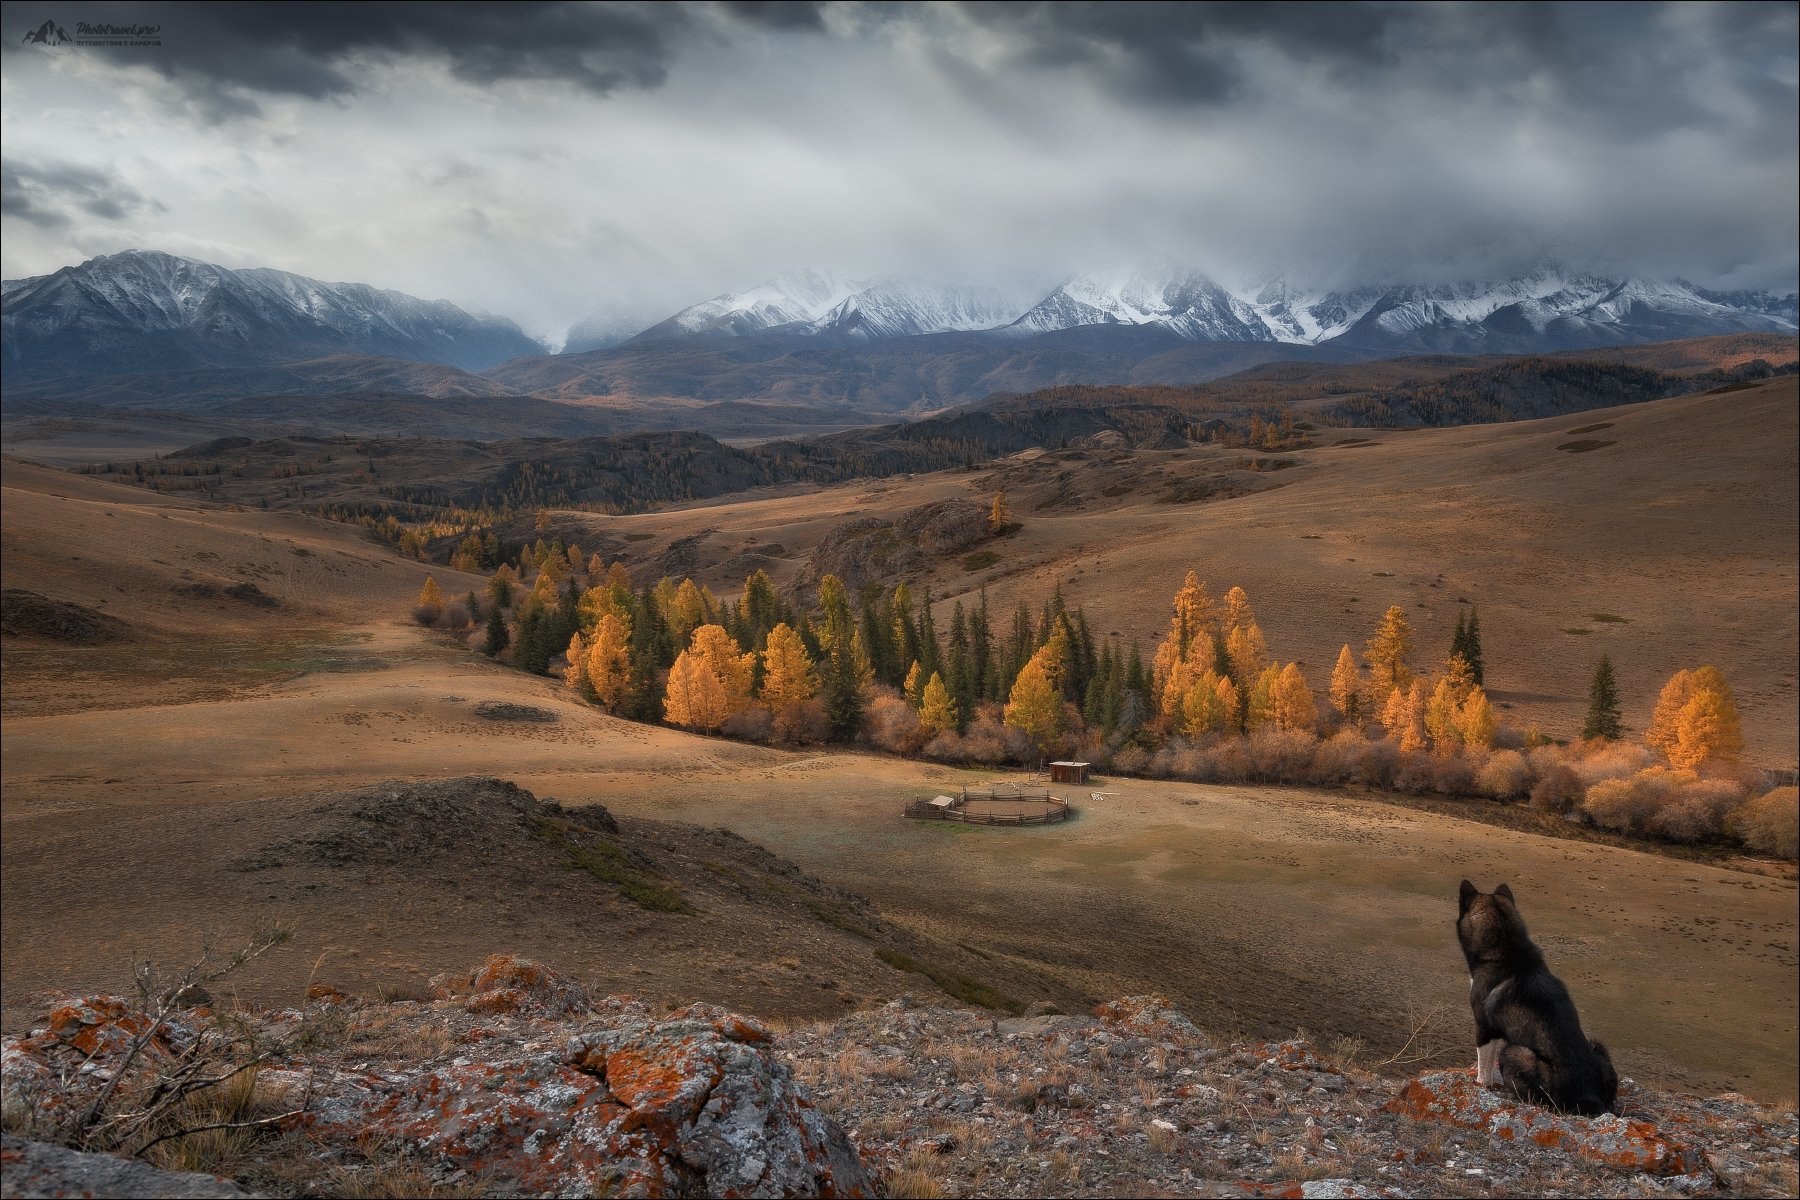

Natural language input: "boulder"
[0,1135,254,1199]
[1387,1070,1702,1175]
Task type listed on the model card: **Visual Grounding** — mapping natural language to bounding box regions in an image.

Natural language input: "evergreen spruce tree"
[483,602,510,657]
[1582,655,1623,741]
[1463,608,1485,685]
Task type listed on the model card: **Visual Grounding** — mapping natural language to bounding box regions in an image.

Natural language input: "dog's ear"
[1459,879,1478,911]
[1495,883,1515,903]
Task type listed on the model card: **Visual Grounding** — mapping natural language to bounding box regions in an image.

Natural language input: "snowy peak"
[636,268,866,339]
[1,250,544,379]
[816,279,1034,340]
[1006,262,1796,351]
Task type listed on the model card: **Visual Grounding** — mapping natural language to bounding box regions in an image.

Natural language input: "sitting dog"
[1457,880,1618,1115]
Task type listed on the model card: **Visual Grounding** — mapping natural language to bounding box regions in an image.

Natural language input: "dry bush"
[1152,739,1205,781]
[1201,736,1253,783]
[1728,786,1799,859]
[1567,740,1654,786]
[1581,767,1704,836]
[1354,737,1401,789]
[962,711,1014,762]
[1112,744,1152,776]
[1529,765,1585,814]
[1645,777,1744,842]
[720,704,774,743]
[1394,751,1438,794]
[440,602,470,631]
[1426,754,1475,796]
[411,605,439,626]
[1247,727,1315,781]
[861,695,922,755]
[771,699,829,745]
[1476,749,1533,801]
[1308,729,1367,787]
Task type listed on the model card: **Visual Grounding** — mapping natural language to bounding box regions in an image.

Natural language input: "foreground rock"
[780,994,1798,1199]
[3,971,1793,1197]
[2,956,870,1199]
[0,1135,254,1199]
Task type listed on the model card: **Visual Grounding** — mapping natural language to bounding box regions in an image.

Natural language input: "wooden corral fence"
[902,781,1072,826]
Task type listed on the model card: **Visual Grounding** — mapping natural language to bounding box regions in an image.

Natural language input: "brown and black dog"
[1457,880,1618,1115]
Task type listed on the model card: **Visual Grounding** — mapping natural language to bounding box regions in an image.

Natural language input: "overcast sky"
[2,1,1795,343]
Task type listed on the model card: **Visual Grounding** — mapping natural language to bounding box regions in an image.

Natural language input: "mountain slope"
[1,250,544,380]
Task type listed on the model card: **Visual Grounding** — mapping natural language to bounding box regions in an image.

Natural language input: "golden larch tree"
[585,613,632,712]
[903,660,925,707]
[688,624,754,714]
[562,631,590,696]
[1425,676,1462,752]
[1225,621,1270,686]
[1223,585,1256,632]
[1457,686,1497,750]
[1670,666,1744,768]
[920,672,958,736]
[1180,670,1228,736]
[1329,644,1363,724]
[1646,668,1696,757]
[1397,681,1430,753]
[1004,657,1062,753]
[1245,663,1281,730]
[988,490,1011,534]
[1213,675,1243,734]
[1271,663,1318,733]
[760,623,818,710]
[417,575,445,620]
[663,650,731,731]
[1364,604,1415,697]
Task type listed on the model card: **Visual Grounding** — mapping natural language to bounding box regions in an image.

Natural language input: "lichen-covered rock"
[1387,1070,1701,1175]
[431,954,590,1015]
[1094,994,1207,1044]
[0,1135,254,1199]
[303,991,870,1198]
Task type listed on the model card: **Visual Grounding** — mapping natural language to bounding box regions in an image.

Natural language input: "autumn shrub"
[1247,727,1316,782]
[1151,739,1207,781]
[1427,754,1476,796]
[720,704,774,743]
[865,694,927,755]
[1727,786,1799,859]
[959,711,1013,764]
[1394,751,1439,794]
[1529,765,1585,814]
[1645,776,1744,843]
[771,699,830,744]
[1112,744,1152,776]
[441,601,470,631]
[1307,729,1367,787]
[412,604,440,625]
[1579,767,1714,835]
[1353,737,1402,789]
[1201,737,1253,783]
[1567,740,1654,786]
[1476,749,1533,801]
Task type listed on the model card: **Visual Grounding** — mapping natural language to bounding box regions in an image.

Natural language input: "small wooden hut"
[1048,761,1090,785]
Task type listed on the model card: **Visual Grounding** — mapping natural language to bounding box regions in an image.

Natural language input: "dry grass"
[1146,1122,1177,1154]
[883,1146,948,1200]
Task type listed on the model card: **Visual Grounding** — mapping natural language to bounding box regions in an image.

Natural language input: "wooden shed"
[1048,761,1090,785]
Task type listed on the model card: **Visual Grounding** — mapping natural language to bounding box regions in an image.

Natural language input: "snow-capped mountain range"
[1,249,544,379]
[599,262,1796,354]
[3,250,1793,388]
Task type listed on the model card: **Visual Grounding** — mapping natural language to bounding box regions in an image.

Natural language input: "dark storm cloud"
[956,0,1396,104]
[1,161,163,229]
[720,1,827,31]
[9,1,692,119]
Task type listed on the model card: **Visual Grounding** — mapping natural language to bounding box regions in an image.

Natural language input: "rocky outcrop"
[2,957,870,1200]
[1,1135,254,1199]
[0,588,130,642]
[806,499,989,592]
[3,969,1792,1198]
